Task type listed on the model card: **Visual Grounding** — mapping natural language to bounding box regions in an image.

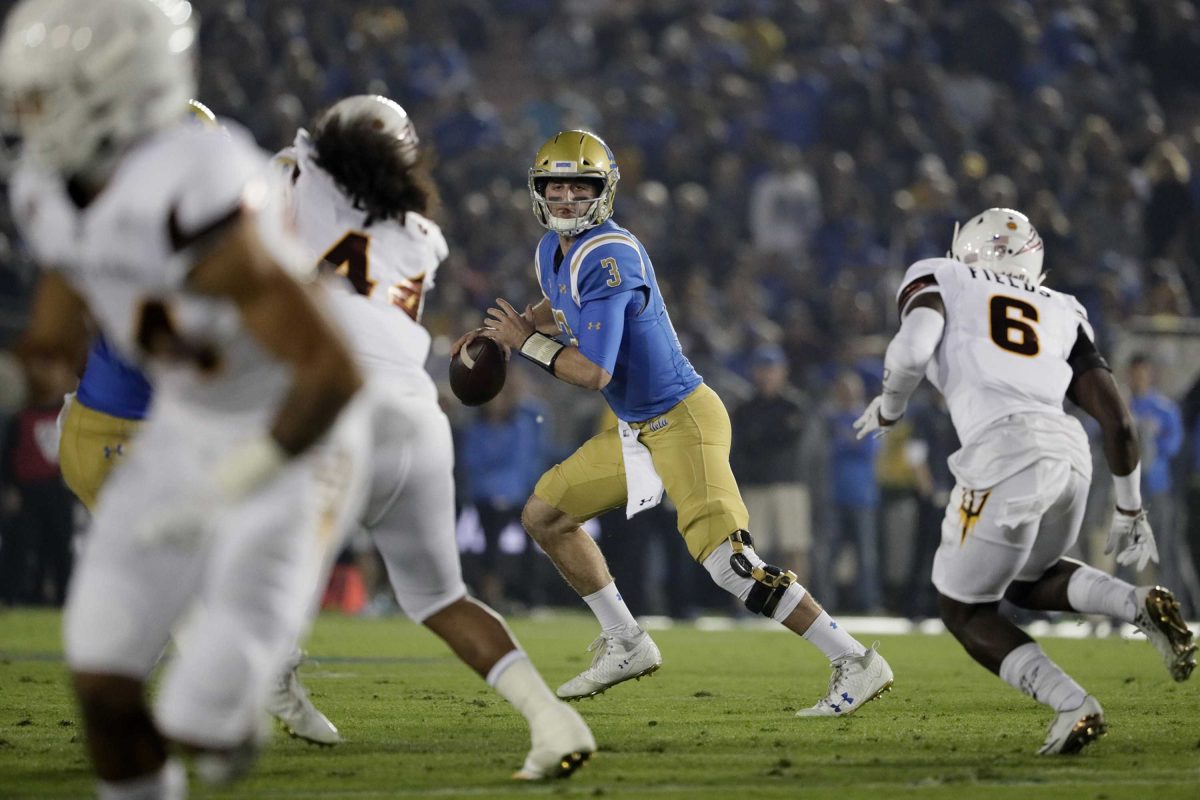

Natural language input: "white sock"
[487,649,559,721]
[998,642,1087,712]
[98,758,187,800]
[802,611,867,661]
[582,581,638,635]
[1066,566,1137,623]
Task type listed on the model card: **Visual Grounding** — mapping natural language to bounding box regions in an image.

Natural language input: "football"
[449,336,506,406]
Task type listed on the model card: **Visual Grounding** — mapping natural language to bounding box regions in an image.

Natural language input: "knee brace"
[703,531,806,622]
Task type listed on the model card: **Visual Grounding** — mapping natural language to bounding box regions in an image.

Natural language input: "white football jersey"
[280,131,447,402]
[10,124,292,423]
[897,257,1093,486]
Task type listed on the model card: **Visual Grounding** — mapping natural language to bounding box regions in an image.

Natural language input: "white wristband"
[214,436,289,500]
[1112,464,1142,511]
[520,331,565,372]
[0,351,29,412]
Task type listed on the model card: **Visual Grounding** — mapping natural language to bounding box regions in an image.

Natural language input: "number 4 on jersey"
[321,231,375,296]
[320,231,427,322]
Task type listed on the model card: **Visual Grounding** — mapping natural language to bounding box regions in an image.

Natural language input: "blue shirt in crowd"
[1130,390,1183,497]
[459,402,548,508]
[828,409,881,508]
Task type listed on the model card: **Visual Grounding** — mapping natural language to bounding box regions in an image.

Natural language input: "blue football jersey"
[534,219,701,421]
[76,335,152,421]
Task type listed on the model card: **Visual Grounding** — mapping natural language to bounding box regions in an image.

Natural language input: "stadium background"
[1,0,1199,619]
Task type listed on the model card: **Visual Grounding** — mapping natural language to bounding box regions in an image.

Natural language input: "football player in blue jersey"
[454,130,894,716]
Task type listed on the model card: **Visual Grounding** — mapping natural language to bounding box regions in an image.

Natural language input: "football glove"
[1105,508,1158,572]
[853,396,892,441]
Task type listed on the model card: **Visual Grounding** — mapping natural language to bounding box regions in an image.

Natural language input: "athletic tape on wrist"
[520,331,564,373]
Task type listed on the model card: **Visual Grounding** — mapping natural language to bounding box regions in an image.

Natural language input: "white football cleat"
[1038,694,1107,755]
[512,701,596,780]
[556,626,662,700]
[796,644,894,717]
[1132,585,1196,682]
[265,651,342,745]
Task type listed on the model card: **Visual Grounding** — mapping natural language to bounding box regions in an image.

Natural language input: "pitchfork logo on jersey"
[958,489,991,543]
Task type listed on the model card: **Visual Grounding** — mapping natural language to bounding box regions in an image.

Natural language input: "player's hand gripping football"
[853,395,896,440]
[481,298,536,352]
[1105,508,1158,571]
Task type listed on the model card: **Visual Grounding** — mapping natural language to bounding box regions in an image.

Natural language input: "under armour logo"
[103,443,125,460]
[618,657,632,670]
[829,620,838,630]
[559,284,567,294]
[587,322,602,331]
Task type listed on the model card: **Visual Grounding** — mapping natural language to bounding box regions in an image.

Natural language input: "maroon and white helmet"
[316,94,419,166]
[949,208,1045,284]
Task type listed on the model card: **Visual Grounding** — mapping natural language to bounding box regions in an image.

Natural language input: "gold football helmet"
[528,130,619,237]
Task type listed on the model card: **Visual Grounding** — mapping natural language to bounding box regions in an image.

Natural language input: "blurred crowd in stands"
[3,0,1200,618]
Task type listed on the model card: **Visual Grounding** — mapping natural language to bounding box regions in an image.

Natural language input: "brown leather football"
[449,337,506,406]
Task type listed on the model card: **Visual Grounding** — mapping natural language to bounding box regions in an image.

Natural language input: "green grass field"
[1,608,1197,799]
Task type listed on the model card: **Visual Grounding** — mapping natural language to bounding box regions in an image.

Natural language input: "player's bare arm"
[187,213,362,456]
[481,297,611,391]
[0,271,91,410]
[1068,365,1140,515]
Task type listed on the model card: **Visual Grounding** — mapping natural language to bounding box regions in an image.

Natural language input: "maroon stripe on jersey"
[898,274,938,316]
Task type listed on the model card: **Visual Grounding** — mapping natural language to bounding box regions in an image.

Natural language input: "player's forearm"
[880,307,944,419]
[549,347,611,391]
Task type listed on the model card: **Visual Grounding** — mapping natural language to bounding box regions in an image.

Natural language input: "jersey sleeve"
[1065,294,1097,343]
[576,292,640,373]
[573,236,649,305]
[168,126,268,254]
[895,258,950,317]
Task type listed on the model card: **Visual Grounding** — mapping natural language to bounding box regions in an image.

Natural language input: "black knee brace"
[728,530,797,618]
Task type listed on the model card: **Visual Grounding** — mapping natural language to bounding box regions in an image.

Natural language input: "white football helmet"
[949,207,1045,284]
[316,95,420,167]
[0,0,196,182]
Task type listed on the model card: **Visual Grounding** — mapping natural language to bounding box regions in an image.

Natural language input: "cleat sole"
[561,663,661,702]
[1050,713,1107,756]
[1143,587,1197,682]
[512,750,592,781]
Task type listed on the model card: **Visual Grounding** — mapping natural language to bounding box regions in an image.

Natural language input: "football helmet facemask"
[315,95,420,167]
[528,130,619,238]
[949,207,1045,284]
[0,0,196,183]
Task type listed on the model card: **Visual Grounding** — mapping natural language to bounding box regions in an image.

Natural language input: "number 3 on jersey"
[989,295,1039,356]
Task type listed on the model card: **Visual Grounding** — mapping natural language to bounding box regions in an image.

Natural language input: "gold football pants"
[534,383,749,562]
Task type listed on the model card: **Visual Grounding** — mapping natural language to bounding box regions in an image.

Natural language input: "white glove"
[853,396,892,441]
[1105,508,1158,571]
